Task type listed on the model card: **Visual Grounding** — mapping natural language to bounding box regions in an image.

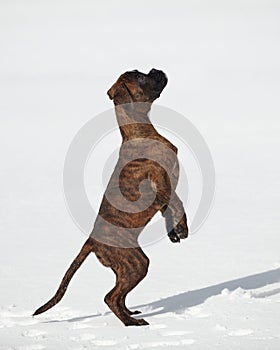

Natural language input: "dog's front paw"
[168,215,188,243]
[175,214,188,239]
[175,223,188,240]
[168,229,181,243]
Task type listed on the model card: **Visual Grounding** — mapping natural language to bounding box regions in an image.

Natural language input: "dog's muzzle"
[148,68,167,84]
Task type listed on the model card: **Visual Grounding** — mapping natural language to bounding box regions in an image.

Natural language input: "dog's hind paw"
[124,317,149,326]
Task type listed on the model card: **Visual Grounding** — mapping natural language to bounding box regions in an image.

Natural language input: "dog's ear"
[107,81,119,100]
[107,77,143,104]
[123,81,138,96]
[107,81,134,104]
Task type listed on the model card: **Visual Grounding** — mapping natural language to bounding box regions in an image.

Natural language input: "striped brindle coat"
[34,69,188,326]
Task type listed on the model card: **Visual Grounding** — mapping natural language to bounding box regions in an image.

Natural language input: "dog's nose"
[149,68,158,74]
[149,68,160,77]
[148,68,166,82]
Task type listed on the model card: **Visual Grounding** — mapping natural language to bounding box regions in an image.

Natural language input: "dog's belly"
[91,190,159,248]
[97,194,159,229]
[91,146,178,248]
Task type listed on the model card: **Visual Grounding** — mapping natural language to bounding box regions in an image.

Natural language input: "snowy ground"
[1,1,280,349]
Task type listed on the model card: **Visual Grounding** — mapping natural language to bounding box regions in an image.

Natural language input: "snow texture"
[0,0,280,349]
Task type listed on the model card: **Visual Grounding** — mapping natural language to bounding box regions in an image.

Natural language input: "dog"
[33,68,188,326]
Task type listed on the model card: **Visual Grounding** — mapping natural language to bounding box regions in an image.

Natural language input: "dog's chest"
[119,136,177,161]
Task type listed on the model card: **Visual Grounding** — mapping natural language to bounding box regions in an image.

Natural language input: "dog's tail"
[33,237,94,316]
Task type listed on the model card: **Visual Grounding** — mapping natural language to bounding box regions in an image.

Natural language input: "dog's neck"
[115,103,158,142]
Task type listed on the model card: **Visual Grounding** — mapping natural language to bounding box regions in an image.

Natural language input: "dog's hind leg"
[104,247,149,326]
[118,249,149,316]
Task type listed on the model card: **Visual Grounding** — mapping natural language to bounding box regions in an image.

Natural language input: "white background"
[0,1,279,349]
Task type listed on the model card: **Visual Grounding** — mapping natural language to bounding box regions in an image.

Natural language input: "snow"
[0,0,280,349]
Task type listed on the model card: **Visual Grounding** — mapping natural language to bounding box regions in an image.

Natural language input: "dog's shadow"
[137,267,280,318]
[45,268,280,323]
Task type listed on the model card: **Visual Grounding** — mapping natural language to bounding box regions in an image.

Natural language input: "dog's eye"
[137,74,146,84]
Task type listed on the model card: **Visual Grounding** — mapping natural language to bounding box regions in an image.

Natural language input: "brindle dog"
[33,69,188,326]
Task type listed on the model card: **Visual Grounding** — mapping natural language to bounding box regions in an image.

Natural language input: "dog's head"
[107,69,168,105]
